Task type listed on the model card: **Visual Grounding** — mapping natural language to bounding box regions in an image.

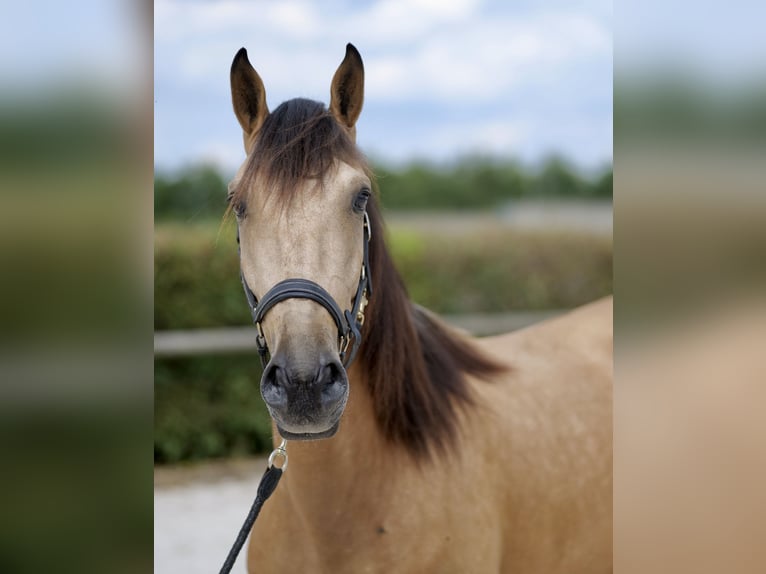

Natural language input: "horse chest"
[246,484,503,573]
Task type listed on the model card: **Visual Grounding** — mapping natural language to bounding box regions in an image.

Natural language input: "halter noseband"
[239,212,372,368]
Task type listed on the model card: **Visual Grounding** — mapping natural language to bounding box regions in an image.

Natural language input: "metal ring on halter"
[267,439,288,471]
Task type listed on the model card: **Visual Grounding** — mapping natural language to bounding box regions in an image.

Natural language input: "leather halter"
[238,212,372,368]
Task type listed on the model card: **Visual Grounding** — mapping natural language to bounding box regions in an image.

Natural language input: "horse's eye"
[353,187,370,213]
[232,200,247,219]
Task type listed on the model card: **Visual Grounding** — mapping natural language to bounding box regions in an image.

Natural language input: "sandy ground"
[154,457,268,574]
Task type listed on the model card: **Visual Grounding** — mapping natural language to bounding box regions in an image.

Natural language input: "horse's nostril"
[261,363,288,407]
[316,361,343,386]
[317,361,347,403]
[275,365,289,388]
[317,364,335,388]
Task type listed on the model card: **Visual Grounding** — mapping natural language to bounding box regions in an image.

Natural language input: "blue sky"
[154,0,612,174]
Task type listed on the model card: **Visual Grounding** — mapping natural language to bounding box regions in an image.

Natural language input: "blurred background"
[614,0,766,573]
[0,1,152,573]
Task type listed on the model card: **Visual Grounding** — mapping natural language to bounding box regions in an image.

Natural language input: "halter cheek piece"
[238,212,372,368]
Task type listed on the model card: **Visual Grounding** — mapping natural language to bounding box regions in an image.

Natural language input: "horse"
[226,43,612,573]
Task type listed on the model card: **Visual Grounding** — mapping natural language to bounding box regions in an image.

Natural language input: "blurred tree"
[154,156,612,220]
[534,156,586,197]
[593,169,613,198]
[154,165,226,221]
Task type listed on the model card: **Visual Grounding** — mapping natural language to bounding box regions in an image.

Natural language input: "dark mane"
[360,196,506,459]
[237,98,506,459]
[231,98,365,209]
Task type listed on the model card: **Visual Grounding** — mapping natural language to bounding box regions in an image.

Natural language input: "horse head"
[228,44,371,440]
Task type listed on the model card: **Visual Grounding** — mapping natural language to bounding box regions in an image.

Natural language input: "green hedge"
[154,221,247,330]
[154,220,612,463]
[155,355,269,464]
[390,228,612,313]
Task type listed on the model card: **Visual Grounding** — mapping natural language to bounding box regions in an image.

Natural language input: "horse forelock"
[229,98,367,212]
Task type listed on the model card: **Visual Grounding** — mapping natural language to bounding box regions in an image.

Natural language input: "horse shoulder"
[463,296,613,573]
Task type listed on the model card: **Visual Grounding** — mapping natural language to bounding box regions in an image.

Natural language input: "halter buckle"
[356,291,369,326]
[255,322,267,348]
[339,334,350,357]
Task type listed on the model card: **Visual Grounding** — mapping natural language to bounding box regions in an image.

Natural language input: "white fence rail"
[154,310,563,358]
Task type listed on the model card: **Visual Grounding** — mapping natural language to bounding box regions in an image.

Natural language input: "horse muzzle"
[260,353,349,440]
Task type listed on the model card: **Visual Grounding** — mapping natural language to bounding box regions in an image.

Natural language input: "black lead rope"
[218,443,287,574]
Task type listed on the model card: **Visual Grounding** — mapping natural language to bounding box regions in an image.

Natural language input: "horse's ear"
[330,43,364,138]
[230,48,269,151]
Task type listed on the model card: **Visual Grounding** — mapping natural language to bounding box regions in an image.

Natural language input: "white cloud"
[154,0,612,168]
[156,0,610,102]
[195,140,247,171]
[366,13,609,101]
[421,119,530,158]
